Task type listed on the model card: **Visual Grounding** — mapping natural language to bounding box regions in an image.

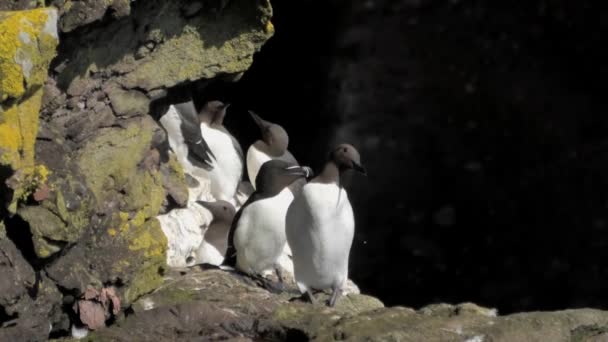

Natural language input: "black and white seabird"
[193,200,236,265]
[246,111,298,188]
[198,101,244,202]
[286,144,366,306]
[160,99,244,202]
[223,160,313,289]
[159,100,216,174]
[245,111,304,272]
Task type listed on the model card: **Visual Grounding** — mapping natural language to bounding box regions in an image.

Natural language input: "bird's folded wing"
[222,192,263,267]
[174,100,216,170]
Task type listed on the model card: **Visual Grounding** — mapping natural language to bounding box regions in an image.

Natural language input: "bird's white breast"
[234,190,295,274]
[286,182,354,291]
[246,142,298,189]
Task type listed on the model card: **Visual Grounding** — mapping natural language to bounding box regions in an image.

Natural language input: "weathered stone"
[41,77,65,113]
[0,236,62,341]
[46,213,167,306]
[76,116,161,207]
[9,168,93,260]
[55,0,132,32]
[572,325,608,342]
[86,269,378,341]
[0,0,278,337]
[76,268,608,341]
[43,117,167,305]
[0,237,35,312]
[66,75,101,97]
[306,306,608,342]
[106,85,149,118]
[419,302,497,318]
[0,0,43,11]
[159,153,189,208]
[18,205,69,258]
[56,0,273,93]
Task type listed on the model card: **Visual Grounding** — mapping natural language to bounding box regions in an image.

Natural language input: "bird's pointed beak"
[285,165,314,179]
[248,110,269,130]
[223,103,231,110]
[351,161,367,176]
[301,166,314,179]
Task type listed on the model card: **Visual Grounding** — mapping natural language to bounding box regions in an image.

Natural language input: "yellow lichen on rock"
[265,20,274,34]
[0,7,58,101]
[128,218,167,258]
[0,7,58,213]
[0,88,43,170]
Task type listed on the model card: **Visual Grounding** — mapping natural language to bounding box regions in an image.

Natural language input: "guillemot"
[286,144,366,306]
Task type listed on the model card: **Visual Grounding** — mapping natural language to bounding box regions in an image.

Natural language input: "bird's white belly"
[235,190,294,274]
[194,240,224,266]
[287,184,354,291]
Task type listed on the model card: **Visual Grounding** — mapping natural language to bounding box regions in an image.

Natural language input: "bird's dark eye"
[343,148,347,153]
[223,206,227,211]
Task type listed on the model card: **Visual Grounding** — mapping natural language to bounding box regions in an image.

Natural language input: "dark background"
[206,0,607,314]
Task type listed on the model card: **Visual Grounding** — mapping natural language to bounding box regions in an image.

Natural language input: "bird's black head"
[200,101,230,125]
[329,143,367,175]
[195,200,236,223]
[255,160,314,195]
[249,111,289,157]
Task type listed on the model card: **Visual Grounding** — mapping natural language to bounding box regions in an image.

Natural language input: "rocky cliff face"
[1,1,607,341]
[0,1,272,339]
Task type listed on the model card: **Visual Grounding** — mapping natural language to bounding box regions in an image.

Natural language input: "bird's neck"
[316,161,340,184]
[199,113,222,127]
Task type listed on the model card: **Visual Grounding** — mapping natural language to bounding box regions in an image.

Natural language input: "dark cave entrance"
[207,0,608,314]
[4,215,39,270]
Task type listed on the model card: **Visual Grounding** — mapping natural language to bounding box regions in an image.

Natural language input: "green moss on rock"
[76,117,155,204]
[57,0,273,93]
[122,170,164,219]
[50,181,92,234]
[18,205,69,258]
[572,324,608,342]
[123,217,166,303]
[104,211,166,304]
[106,85,150,117]
[160,153,188,207]
[58,0,131,32]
